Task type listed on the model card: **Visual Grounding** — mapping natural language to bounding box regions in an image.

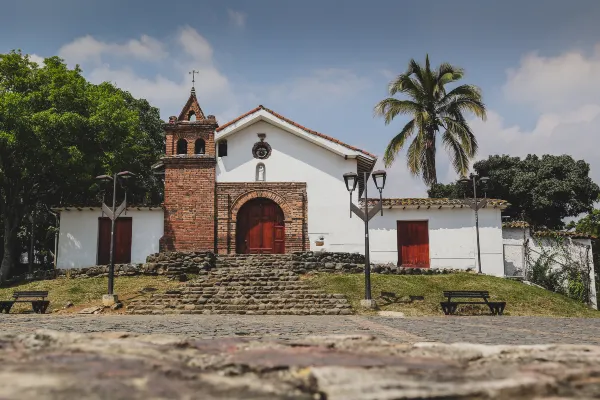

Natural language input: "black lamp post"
[96,171,135,297]
[459,173,490,274]
[343,169,387,306]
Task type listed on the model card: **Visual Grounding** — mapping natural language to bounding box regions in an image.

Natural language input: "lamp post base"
[102,294,119,307]
[360,299,378,310]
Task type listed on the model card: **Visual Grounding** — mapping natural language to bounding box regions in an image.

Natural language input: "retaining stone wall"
[2,251,467,286]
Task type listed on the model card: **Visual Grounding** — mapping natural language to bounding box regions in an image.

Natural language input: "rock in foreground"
[1,330,600,399]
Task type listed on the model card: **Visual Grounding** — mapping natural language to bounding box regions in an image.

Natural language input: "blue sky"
[2,0,600,197]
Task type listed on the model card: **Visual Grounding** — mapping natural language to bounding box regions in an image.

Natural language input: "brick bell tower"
[160,86,218,252]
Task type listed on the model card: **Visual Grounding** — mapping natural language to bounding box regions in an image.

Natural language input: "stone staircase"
[127,254,353,315]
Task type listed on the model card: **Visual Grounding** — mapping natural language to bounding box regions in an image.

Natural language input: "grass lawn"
[0,276,187,314]
[307,273,600,317]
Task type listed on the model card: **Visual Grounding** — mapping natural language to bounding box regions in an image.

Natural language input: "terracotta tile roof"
[502,221,530,229]
[502,221,596,239]
[360,198,509,208]
[216,105,376,158]
[534,230,596,240]
[52,204,162,212]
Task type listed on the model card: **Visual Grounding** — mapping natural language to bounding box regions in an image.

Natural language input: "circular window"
[252,142,272,160]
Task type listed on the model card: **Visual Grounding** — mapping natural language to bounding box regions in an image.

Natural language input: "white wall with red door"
[367,206,505,276]
[55,208,164,268]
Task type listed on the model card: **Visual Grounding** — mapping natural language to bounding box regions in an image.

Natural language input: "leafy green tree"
[374,55,486,186]
[570,209,600,237]
[428,154,600,229]
[427,182,463,199]
[0,51,164,282]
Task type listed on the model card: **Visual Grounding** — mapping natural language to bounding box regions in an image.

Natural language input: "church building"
[54,89,509,275]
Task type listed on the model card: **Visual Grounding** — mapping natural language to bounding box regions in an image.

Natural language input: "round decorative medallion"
[252,141,272,160]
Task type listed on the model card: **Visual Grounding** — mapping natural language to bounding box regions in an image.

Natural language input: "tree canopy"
[427,154,600,229]
[374,54,486,186]
[0,50,164,281]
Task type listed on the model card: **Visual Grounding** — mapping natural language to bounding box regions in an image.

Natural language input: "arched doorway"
[236,198,285,254]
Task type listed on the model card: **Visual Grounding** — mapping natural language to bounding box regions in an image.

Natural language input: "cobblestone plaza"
[3,314,599,345]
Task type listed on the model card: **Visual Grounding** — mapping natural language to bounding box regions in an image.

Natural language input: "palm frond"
[387,74,425,102]
[373,99,421,124]
[442,116,478,157]
[441,97,487,121]
[383,119,416,167]
[442,129,470,176]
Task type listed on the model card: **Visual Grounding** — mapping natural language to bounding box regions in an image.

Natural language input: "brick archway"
[230,190,292,223]
[216,183,309,254]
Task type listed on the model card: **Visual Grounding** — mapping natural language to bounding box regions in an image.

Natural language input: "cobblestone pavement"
[2,314,599,344]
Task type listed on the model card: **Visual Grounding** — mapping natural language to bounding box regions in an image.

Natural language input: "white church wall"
[57,209,164,269]
[366,207,505,275]
[216,120,367,253]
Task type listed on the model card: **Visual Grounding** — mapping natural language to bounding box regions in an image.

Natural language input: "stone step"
[128,253,354,315]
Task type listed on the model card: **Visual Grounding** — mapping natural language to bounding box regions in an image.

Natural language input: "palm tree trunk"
[425,129,437,185]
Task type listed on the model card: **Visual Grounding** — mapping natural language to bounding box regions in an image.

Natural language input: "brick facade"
[161,90,309,254]
[216,183,309,254]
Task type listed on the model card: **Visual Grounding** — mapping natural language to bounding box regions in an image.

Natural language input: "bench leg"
[487,303,506,316]
[497,303,505,316]
[0,302,14,314]
[440,303,458,315]
[440,303,450,315]
[31,301,48,314]
[40,301,50,314]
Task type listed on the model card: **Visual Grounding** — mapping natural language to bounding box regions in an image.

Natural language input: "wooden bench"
[440,290,505,315]
[0,291,50,314]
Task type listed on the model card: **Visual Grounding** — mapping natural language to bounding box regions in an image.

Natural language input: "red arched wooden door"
[236,198,285,254]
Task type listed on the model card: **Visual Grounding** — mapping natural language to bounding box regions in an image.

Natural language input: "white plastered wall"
[503,227,598,309]
[57,209,164,268]
[216,120,369,253]
[366,207,504,275]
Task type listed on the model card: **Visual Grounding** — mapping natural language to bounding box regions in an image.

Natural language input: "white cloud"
[470,105,600,181]
[503,44,600,113]
[58,34,167,65]
[57,27,240,120]
[28,53,45,65]
[54,27,371,124]
[227,9,246,28]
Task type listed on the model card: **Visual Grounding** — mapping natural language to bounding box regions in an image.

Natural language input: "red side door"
[97,217,133,265]
[397,220,430,268]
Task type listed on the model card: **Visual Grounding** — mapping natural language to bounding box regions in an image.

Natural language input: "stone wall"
[145,251,216,275]
[2,251,465,286]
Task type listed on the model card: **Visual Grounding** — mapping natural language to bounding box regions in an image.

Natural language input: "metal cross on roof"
[189,70,199,89]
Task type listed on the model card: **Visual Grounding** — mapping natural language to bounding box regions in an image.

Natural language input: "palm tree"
[374,55,486,186]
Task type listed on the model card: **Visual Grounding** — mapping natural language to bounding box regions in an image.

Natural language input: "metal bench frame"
[440,290,505,315]
[1,291,50,314]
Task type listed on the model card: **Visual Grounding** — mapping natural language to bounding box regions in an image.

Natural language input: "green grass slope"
[0,276,184,314]
[308,273,600,317]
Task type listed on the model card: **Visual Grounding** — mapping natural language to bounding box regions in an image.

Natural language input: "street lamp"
[96,171,135,304]
[343,169,387,308]
[459,173,490,274]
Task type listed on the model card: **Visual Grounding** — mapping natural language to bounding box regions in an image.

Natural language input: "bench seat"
[1,291,50,314]
[440,290,506,316]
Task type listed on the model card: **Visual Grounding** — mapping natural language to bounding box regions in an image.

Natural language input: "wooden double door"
[236,198,285,254]
[397,220,430,268]
[97,217,132,265]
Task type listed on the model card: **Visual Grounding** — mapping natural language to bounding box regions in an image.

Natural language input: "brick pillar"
[160,157,216,252]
